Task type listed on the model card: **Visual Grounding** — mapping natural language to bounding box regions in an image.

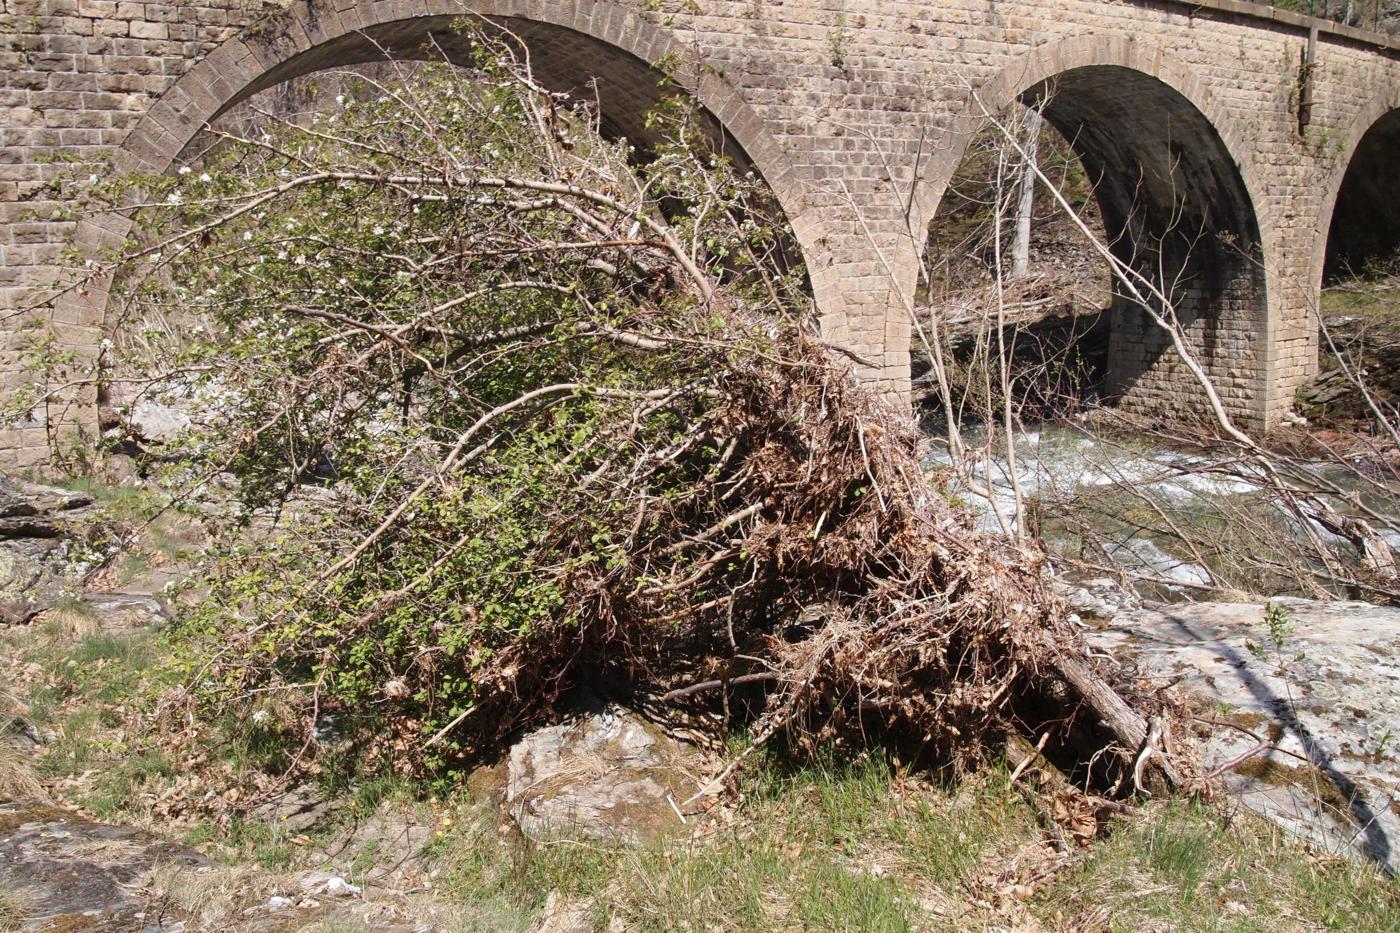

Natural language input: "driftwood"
[1051,652,1182,789]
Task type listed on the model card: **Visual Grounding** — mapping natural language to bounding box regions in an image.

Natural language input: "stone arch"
[1316,87,1400,283]
[69,0,829,343]
[911,36,1272,424]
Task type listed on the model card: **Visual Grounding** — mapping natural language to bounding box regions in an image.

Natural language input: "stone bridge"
[4,0,1400,464]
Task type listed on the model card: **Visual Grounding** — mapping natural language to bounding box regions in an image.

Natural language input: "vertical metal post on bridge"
[1298,26,1319,134]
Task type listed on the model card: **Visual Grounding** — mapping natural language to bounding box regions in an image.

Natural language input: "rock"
[22,485,92,515]
[533,890,595,933]
[79,592,170,631]
[0,476,92,516]
[0,473,106,625]
[0,516,60,539]
[325,876,362,898]
[129,399,191,443]
[1055,576,1140,621]
[1093,597,1400,873]
[316,800,435,890]
[297,871,363,899]
[104,453,141,486]
[251,784,333,833]
[0,802,209,931]
[266,895,295,911]
[0,479,39,519]
[504,702,702,845]
[0,539,73,625]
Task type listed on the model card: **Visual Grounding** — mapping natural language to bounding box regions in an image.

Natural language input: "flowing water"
[922,419,1400,598]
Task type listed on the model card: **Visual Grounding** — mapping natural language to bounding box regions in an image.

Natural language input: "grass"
[3,619,1397,930]
[0,744,44,804]
[2,620,169,819]
[0,888,30,933]
[416,751,1400,931]
[1030,799,1400,931]
[428,754,1034,930]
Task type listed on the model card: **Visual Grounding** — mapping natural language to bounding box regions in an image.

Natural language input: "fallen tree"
[51,27,1178,796]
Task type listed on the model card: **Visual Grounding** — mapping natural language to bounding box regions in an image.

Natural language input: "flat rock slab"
[0,801,208,931]
[1093,598,1400,872]
[0,802,443,932]
[506,704,703,845]
[0,477,93,517]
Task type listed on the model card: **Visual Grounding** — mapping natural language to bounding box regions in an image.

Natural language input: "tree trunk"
[1011,107,1041,279]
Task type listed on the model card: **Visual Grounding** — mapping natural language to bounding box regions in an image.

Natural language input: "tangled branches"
[91,28,1167,790]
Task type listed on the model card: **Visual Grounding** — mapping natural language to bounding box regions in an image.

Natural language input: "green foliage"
[96,31,810,777]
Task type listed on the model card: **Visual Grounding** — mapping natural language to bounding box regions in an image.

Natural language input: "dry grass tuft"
[0,887,32,932]
[36,598,102,640]
[147,861,276,923]
[0,744,45,804]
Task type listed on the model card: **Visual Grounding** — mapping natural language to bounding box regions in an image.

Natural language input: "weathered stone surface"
[0,802,209,932]
[533,890,596,933]
[0,478,95,541]
[250,784,333,834]
[79,592,170,630]
[0,481,39,520]
[1057,575,1142,622]
[1093,597,1400,873]
[505,703,702,845]
[0,803,447,932]
[129,399,192,443]
[0,538,72,624]
[5,479,95,515]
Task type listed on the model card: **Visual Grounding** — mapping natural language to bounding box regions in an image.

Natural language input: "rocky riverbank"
[2,473,1398,930]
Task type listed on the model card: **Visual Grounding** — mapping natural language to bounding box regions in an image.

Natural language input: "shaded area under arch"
[1022,65,1267,418]
[920,58,1269,424]
[1324,107,1400,281]
[209,15,753,175]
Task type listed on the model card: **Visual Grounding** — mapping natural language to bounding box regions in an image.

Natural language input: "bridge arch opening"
[80,5,817,445]
[80,4,810,332]
[922,65,1266,423]
[201,16,753,175]
[1324,107,1400,281]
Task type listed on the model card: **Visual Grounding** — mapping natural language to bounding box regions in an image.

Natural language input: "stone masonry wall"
[3,0,1400,464]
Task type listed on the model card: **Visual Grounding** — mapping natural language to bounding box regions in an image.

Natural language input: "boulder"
[504,703,702,845]
[250,783,334,834]
[0,479,38,519]
[1056,575,1140,621]
[0,477,94,541]
[129,399,191,443]
[0,539,72,625]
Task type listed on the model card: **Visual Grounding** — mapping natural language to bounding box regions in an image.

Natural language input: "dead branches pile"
[87,31,1170,791]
